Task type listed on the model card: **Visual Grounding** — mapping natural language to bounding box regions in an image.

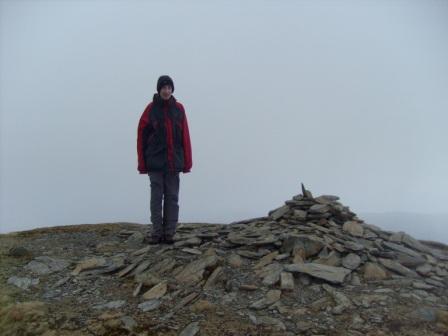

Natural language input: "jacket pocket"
[145,146,166,171]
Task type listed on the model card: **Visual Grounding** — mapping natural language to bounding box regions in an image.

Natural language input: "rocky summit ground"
[1,185,448,336]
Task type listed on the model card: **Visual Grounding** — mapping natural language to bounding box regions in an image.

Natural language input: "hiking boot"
[144,235,162,245]
[163,235,175,245]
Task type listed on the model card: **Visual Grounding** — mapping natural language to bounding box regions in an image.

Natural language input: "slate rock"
[389,232,430,254]
[292,209,307,220]
[134,271,161,287]
[285,263,351,284]
[255,262,284,286]
[250,315,286,331]
[8,246,31,257]
[281,235,324,258]
[378,258,418,278]
[342,221,364,237]
[254,251,279,269]
[250,289,281,309]
[203,266,223,289]
[396,252,426,268]
[71,257,107,275]
[25,256,70,275]
[322,284,352,314]
[309,204,330,214]
[363,262,388,281]
[175,255,218,285]
[174,237,202,248]
[142,281,167,300]
[382,241,425,259]
[138,299,161,312]
[126,231,144,246]
[227,254,243,268]
[344,241,364,251]
[280,272,294,291]
[7,276,39,290]
[24,261,51,275]
[315,250,341,267]
[342,253,361,270]
[315,195,339,204]
[179,321,200,336]
[270,205,290,220]
[227,231,278,246]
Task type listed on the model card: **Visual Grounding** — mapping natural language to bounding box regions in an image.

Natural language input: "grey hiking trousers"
[148,171,180,239]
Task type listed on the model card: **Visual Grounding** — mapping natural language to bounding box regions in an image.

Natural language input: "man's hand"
[138,166,148,174]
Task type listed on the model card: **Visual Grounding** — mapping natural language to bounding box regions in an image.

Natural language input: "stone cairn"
[227,183,448,286]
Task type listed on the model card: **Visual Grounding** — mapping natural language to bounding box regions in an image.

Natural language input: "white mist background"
[1,0,447,242]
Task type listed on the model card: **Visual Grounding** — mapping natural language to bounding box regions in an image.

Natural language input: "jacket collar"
[153,93,176,107]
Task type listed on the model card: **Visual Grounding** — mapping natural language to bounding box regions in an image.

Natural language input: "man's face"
[160,85,173,100]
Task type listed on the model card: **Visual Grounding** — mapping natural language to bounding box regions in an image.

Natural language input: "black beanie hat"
[157,75,174,94]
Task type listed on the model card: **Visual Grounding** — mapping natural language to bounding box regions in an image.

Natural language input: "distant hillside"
[361,212,448,244]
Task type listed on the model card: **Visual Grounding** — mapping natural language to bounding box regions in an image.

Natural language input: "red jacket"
[137,94,192,174]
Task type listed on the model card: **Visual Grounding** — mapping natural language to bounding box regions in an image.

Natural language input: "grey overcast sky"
[1,0,447,242]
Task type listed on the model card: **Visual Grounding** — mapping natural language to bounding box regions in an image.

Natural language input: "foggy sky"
[1,0,447,242]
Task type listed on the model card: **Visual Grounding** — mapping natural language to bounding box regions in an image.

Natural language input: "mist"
[1,0,447,242]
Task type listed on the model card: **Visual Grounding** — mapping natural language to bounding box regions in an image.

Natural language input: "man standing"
[137,75,192,245]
